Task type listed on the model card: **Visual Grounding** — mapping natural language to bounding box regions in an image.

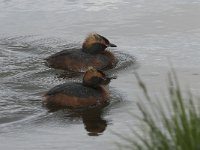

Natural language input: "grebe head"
[83,67,116,88]
[82,33,117,54]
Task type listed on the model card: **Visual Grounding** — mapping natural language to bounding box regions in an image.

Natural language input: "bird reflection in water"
[46,103,109,136]
[81,106,108,136]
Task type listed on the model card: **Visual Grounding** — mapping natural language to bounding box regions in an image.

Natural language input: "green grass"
[116,70,200,150]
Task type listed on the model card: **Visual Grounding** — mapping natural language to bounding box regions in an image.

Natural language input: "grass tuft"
[117,70,200,150]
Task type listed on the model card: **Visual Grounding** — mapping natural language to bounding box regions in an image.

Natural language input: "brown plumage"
[43,67,116,109]
[45,33,117,72]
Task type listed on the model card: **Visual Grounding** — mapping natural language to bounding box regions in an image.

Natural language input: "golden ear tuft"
[88,66,94,70]
[87,32,97,37]
[86,32,102,41]
[87,66,96,72]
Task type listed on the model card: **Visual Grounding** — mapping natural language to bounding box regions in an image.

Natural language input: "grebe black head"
[83,67,116,88]
[82,33,117,54]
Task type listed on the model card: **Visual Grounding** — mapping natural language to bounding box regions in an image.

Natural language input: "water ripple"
[0,35,136,132]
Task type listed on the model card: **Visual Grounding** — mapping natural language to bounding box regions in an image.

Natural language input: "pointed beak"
[101,75,117,85]
[108,43,117,47]
[108,75,117,80]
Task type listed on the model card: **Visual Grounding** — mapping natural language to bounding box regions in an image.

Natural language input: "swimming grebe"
[43,67,116,109]
[45,33,117,72]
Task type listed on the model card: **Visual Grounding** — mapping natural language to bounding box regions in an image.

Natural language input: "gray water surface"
[0,0,200,150]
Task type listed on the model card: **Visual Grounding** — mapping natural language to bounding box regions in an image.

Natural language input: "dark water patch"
[0,36,60,56]
[0,108,39,125]
[0,71,16,78]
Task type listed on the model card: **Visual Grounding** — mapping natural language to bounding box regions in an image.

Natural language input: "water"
[0,0,200,149]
